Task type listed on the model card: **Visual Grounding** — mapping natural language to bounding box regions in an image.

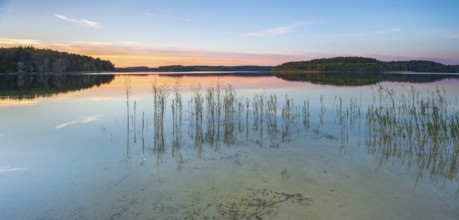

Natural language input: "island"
[273,57,459,86]
[272,56,459,73]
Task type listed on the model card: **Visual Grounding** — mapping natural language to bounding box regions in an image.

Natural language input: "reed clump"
[366,86,459,189]
[138,80,458,193]
[152,79,169,164]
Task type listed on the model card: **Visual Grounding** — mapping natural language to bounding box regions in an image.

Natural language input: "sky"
[0,0,458,67]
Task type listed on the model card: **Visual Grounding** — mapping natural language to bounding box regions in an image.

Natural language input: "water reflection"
[0,74,114,100]
[366,86,459,191]
[119,78,459,194]
[274,71,459,86]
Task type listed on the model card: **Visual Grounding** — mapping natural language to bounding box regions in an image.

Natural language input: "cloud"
[245,21,324,37]
[54,13,100,28]
[142,12,190,22]
[72,41,113,46]
[80,19,100,28]
[55,115,100,129]
[375,28,403,34]
[0,37,42,45]
[0,166,28,173]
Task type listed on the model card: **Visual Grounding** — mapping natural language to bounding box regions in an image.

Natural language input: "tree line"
[273,56,459,73]
[0,46,115,74]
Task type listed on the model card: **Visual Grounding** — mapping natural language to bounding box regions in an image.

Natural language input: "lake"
[1,72,458,219]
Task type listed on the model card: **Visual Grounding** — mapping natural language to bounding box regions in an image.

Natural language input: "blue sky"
[1,0,458,66]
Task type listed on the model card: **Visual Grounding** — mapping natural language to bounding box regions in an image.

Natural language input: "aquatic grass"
[152,78,169,165]
[205,85,216,146]
[142,80,459,193]
[319,95,326,125]
[245,97,250,141]
[190,83,204,156]
[171,78,184,171]
[142,111,145,154]
[133,101,137,143]
[124,76,132,162]
[223,84,236,145]
[281,94,295,142]
[267,94,279,147]
[365,86,459,191]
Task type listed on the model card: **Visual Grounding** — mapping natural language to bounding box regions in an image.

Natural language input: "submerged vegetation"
[122,78,458,193]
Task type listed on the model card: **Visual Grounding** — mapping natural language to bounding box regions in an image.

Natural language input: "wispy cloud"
[0,166,28,173]
[72,41,113,46]
[375,28,403,34]
[54,13,100,28]
[71,41,141,46]
[55,115,100,129]
[142,12,190,22]
[0,37,42,45]
[245,21,324,37]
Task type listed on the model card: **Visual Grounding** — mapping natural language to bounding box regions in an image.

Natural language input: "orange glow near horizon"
[88,49,296,67]
[0,41,299,67]
[95,54,282,68]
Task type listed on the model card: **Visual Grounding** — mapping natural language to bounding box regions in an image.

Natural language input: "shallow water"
[1,73,458,219]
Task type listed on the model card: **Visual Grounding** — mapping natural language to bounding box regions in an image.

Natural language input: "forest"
[273,57,459,73]
[0,46,115,74]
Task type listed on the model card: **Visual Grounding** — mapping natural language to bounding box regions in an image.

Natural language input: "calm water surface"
[1,73,458,219]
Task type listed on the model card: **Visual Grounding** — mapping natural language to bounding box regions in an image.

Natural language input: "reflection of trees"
[274,71,459,86]
[0,74,114,100]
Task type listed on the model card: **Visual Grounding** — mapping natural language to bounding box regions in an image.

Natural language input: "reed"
[152,79,169,165]
[191,83,204,156]
[141,80,458,193]
[124,76,132,162]
[281,94,295,142]
[320,95,326,125]
[171,78,184,170]
[223,84,236,145]
[302,99,310,131]
[267,94,279,147]
[365,86,458,190]
[205,85,216,146]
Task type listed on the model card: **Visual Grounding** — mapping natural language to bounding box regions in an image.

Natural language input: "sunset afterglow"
[1,0,458,67]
